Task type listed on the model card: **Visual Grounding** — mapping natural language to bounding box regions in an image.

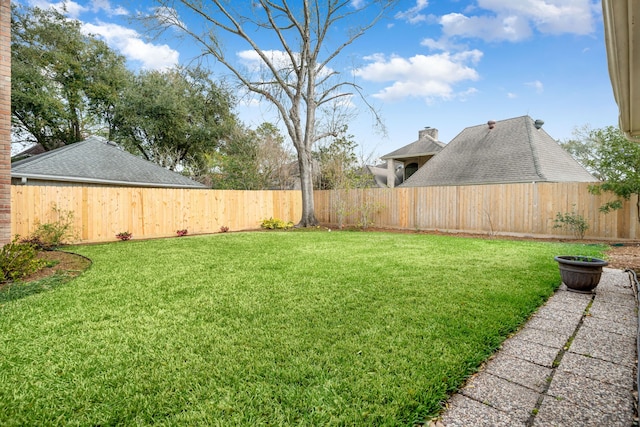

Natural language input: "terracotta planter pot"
[554,256,608,293]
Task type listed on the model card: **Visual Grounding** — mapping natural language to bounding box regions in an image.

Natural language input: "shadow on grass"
[0,273,75,304]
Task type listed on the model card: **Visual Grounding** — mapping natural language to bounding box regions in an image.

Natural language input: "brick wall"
[0,1,9,244]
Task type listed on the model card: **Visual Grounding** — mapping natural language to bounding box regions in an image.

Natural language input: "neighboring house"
[11,143,47,162]
[372,127,445,187]
[401,116,597,187]
[11,136,207,188]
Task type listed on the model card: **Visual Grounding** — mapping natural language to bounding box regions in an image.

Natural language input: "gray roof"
[380,131,445,160]
[401,116,597,187]
[11,136,207,188]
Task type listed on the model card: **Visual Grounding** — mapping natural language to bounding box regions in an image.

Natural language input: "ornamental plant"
[22,204,78,250]
[553,206,589,239]
[260,218,294,230]
[176,229,188,237]
[219,226,229,233]
[0,236,46,282]
[116,231,132,241]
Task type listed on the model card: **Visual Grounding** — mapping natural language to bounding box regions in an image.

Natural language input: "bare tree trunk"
[297,145,318,227]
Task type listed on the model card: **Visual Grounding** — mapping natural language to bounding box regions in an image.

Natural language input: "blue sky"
[23,0,617,160]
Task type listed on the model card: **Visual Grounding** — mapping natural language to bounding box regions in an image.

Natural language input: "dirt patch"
[20,250,92,283]
[604,243,640,271]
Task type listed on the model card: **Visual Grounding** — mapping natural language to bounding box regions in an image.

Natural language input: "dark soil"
[20,250,92,283]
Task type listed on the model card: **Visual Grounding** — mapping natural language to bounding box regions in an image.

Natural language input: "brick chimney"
[0,1,10,244]
[418,127,438,141]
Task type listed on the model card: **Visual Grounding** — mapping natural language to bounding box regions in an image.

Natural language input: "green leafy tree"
[11,4,131,150]
[315,128,368,190]
[254,123,296,190]
[561,125,640,212]
[150,0,395,226]
[208,126,263,190]
[113,66,238,173]
[207,123,295,190]
[560,125,605,179]
[584,126,640,214]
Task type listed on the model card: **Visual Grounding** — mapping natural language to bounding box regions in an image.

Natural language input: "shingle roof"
[380,131,445,160]
[401,116,597,187]
[11,136,207,188]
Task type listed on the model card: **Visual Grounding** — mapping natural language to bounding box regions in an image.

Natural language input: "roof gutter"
[380,152,440,160]
[11,173,207,189]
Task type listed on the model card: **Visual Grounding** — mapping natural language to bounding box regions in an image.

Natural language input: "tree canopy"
[564,125,640,216]
[583,126,640,213]
[11,4,131,150]
[314,128,369,190]
[206,123,295,190]
[113,66,239,174]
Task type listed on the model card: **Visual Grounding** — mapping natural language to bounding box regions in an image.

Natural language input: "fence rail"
[10,182,640,244]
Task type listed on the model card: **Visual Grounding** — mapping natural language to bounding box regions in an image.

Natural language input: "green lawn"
[0,232,605,426]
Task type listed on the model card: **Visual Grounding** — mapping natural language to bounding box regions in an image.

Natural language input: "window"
[405,162,418,179]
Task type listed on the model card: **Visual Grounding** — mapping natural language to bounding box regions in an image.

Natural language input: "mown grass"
[0,232,605,426]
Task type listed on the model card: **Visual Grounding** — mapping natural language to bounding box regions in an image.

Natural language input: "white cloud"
[478,0,595,35]
[28,0,127,18]
[353,50,482,101]
[27,0,88,18]
[440,12,532,42]
[90,0,128,16]
[507,92,517,99]
[395,0,430,24]
[526,80,544,93]
[238,50,298,74]
[237,49,334,79]
[82,22,179,70]
[434,0,596,43]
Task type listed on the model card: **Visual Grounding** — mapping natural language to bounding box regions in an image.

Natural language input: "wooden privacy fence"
[10,182,640,243]
[314,182,640,240]
[12,186,302,243]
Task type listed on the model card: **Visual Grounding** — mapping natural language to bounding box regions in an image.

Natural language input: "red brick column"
[0,1,10,244]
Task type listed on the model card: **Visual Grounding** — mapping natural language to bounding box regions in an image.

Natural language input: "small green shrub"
[260,218,294,230]
[25,205,78,250]
[0,237,46,282]
[553,206,589,239]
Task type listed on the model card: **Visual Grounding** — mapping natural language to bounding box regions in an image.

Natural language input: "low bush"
[0,237,46,282]
[24,205,78,250]
[553,206,589,239]
[260,217,294,230]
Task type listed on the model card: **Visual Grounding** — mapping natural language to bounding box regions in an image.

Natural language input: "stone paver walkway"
[436,268,637,427]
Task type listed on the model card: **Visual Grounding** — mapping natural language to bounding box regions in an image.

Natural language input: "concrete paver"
[559,351,635,389]
[483,353,552,392]
[569,325,636,366]
[437,268,638,426]
[459,373,540,423]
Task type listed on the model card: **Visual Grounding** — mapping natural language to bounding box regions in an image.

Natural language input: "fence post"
[630,194,639,240]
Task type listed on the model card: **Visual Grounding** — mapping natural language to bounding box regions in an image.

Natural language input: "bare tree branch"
[147,0,398,226]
